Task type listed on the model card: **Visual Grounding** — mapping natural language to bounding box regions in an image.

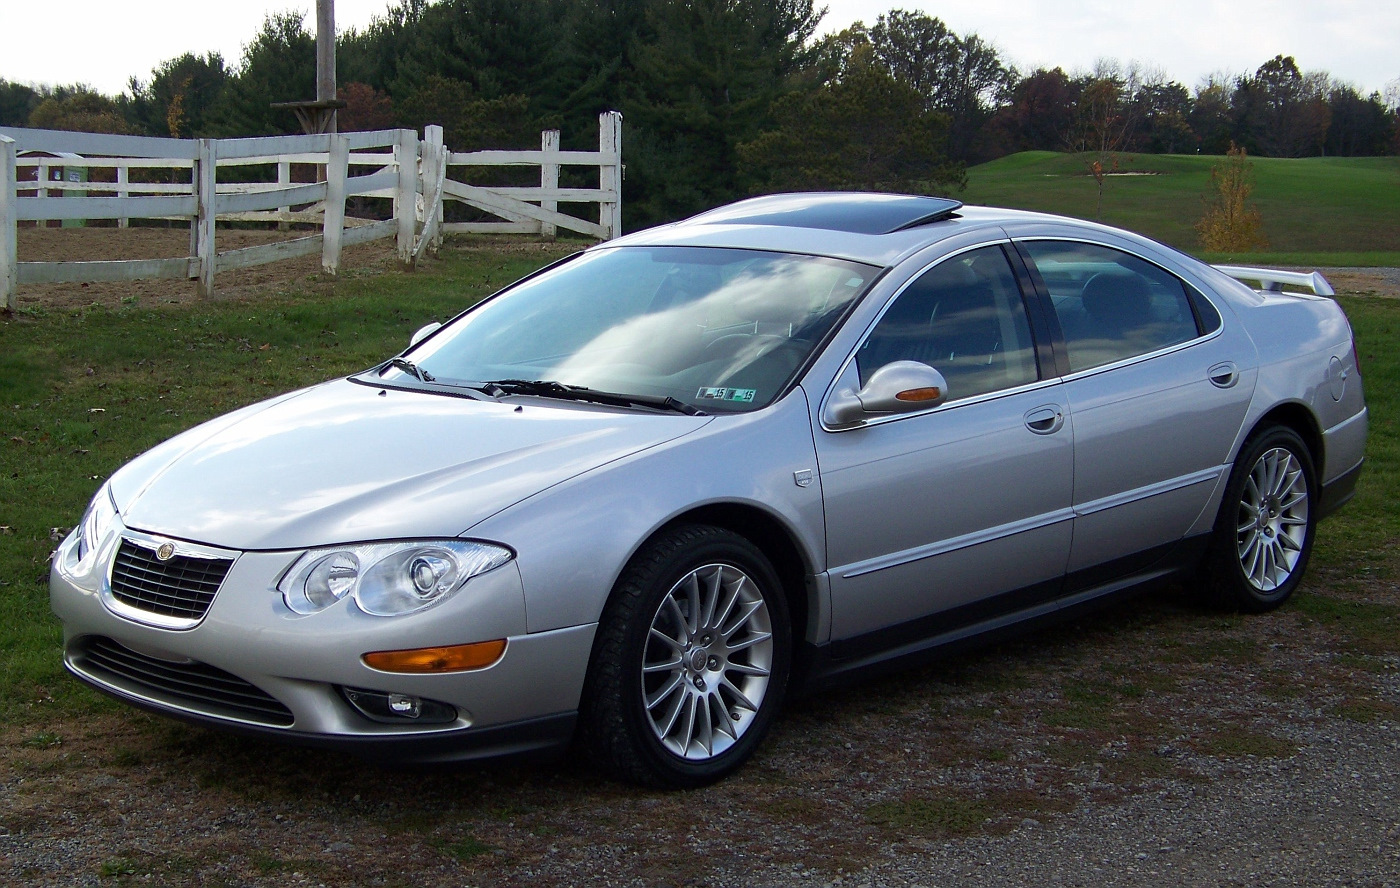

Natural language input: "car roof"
[685,192,964,234]
[604,194,1072,267]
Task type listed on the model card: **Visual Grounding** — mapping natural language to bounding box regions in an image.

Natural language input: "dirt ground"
[13,228,1400,315]
[12,226,404,312]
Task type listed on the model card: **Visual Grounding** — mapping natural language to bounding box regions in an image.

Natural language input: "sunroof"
[687,193,963,235]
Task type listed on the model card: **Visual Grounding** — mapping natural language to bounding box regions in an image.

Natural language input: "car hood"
[111,379,710,551]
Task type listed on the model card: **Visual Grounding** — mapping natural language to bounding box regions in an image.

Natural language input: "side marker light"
[362,640,507,674]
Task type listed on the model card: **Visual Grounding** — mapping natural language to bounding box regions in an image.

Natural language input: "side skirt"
[798,534,1211,694]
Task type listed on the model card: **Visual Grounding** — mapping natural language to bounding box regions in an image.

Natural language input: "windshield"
[400,246,880,413]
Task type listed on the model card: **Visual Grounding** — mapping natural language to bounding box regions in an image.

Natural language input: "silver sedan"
[50,193,1367,787]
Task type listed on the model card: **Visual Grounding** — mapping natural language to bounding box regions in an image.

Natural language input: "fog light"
[341,687,457,725]
[388,693,420,718]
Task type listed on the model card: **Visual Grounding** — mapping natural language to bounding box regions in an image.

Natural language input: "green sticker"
[696,387,757,403]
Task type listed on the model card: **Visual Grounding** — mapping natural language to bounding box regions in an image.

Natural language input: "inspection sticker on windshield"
[696,387,756,403]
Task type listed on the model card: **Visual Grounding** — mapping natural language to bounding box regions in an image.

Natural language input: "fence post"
[599,111,622,239]
[117,164,129,229]
[322,134,349,276]
[1,135,16,311]
[395,128,417,269]
[424,124,445,256]
[540,129,560,240]
[197,138,217,298]
[277,159,291,231]
[187,152,199,267]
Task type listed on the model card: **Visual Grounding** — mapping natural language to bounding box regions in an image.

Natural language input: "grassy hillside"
[960,151,1400,262]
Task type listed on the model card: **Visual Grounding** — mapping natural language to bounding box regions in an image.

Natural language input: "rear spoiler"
[1213,264,1335,297]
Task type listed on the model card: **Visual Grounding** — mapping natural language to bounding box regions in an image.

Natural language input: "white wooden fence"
[0,111,623,310]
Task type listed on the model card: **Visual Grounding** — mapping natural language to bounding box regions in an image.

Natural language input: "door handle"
[1024,405,1064,435]
[1208,361,1239,388]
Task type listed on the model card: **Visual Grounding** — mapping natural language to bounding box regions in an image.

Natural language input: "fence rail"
[0,112,622,310]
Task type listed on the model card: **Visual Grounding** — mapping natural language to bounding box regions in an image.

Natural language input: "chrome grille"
[109,538,233,621]
[73,636,294,727]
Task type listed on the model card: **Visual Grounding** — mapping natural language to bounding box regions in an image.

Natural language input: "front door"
[815,244,1074,655]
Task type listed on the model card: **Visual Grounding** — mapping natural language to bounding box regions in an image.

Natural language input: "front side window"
[856,245,1039,402]
[400,246,879,412]
[1020,241,1203,373]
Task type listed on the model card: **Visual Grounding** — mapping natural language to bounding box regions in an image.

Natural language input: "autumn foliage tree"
[1196,143,1268,251]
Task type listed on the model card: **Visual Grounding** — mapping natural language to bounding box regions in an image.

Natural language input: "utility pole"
[317,0,337,134]
[271,0,345,134]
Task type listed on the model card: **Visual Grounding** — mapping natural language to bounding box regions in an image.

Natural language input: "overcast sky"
[2,0,1397,100]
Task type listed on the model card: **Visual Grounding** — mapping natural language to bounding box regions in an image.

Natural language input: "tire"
[580,524,792,788]
[1207,426,1317,612]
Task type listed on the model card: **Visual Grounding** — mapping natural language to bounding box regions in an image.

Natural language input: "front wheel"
[580,525,791,788]
[1207,426,1317,612]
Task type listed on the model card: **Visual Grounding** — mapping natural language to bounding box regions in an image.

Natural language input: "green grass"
[0,241,1396,726]
[961,151,1400,259]
[0,242,573,719]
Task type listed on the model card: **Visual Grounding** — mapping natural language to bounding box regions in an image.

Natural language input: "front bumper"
[50,523,596,763]
[69,659,578,763]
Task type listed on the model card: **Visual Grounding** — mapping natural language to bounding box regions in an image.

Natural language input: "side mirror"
[823,361,949,429]
[409,321,442,347]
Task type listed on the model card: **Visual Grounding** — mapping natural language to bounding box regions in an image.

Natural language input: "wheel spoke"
[1271,459,1298,498]
[656,685,687,737]
[683,573,701,635]
[714,698,740,739]
[663,593,688,636]
[643,655,683,674]
[677,693,698,753]
[1243,473,1262,506]
[721,676,758,713]
[726,630,772,654]
[696,694,714,756]
[645,672,684,710]
[648,627,684,653]
[725,661,770,677]
[1244,537,1265,585]
[722,598,763,639]
[699,567,723,630]
[713,573,745,633]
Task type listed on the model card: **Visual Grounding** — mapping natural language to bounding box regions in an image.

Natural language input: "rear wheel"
[1208,426,1317,612]
[580,525,791,788]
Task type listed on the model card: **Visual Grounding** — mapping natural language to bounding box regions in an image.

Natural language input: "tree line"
[2,1,1397,229]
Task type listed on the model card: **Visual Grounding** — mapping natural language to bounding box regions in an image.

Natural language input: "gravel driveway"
[792,720,1400,887]
[4,559,1398,887]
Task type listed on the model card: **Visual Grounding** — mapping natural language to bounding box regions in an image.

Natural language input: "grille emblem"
[155,543,176,561]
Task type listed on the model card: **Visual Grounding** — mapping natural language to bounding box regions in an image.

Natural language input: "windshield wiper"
[482,379,706,416]
[380,357,435,383]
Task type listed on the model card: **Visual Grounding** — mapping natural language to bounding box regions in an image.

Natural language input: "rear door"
[1016,239,1257,584]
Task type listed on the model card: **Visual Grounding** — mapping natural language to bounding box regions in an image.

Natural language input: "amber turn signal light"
[362,639,507,673]
[895,386,942,402]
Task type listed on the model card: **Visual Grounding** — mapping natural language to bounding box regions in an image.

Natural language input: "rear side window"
[856,245,1039,402]
[1020,241,1204,373]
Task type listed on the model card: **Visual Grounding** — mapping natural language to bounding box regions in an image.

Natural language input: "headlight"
[76,485,119,564]
[279,540,513,617]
